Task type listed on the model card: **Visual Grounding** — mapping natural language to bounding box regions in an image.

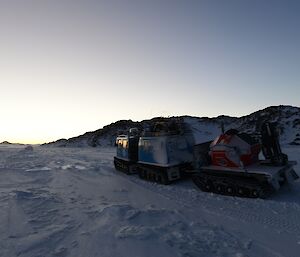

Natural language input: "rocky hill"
[0,141,12,145]
[43,105,300,147]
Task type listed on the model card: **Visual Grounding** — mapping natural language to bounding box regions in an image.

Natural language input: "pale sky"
[0,0,299,144]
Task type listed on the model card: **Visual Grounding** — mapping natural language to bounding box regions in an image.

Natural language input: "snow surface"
[1,145,300,257]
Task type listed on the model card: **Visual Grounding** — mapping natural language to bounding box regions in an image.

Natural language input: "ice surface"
[0,145,300,257]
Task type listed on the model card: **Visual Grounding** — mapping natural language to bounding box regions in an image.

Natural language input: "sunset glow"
[0,0,299,144]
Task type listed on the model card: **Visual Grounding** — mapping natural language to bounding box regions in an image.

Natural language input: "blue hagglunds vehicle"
[114,118,195,184]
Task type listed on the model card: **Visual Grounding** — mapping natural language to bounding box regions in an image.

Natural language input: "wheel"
[156,174,162,183]
[215,184,225,194]
[237,187,243,195]
[146,172,152,181]
[150,173,156,181]
[123,166,130,175]
[225,185,236,196]
[129,165,137,174]
[160,172,170,185]
[204,180,214,192]
[138,169,146,179]
[192,176,212,192]
[237,187,249,197]
[251,189,259,198]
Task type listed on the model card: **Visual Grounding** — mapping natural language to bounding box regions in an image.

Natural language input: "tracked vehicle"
[114,120,298,198]
[137,119,195,184]
[114,128,140,174]
[114,118,195,184]
[192,123,298,198]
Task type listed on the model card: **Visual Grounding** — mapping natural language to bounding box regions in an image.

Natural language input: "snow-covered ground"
[1,145,300,257]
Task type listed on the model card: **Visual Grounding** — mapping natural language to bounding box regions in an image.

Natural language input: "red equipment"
[210,130,261,168]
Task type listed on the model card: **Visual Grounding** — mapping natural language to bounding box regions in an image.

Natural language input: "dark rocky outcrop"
[43,105,300,147]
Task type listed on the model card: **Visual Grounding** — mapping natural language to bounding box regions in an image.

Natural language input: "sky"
[0,0,299,144]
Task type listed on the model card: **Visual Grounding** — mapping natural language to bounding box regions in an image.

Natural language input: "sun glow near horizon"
[1,1,299,144]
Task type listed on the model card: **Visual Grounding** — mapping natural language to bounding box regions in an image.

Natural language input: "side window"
[123,140,128,148]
